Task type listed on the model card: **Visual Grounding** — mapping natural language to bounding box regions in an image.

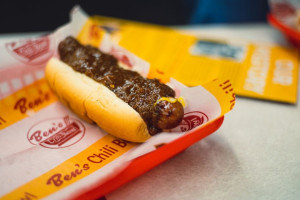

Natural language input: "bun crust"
[45,58,151,142]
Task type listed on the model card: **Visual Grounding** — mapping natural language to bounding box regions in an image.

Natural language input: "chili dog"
[45,36,184,142]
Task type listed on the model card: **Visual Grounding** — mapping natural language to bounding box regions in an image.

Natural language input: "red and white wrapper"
[0,6,231,200]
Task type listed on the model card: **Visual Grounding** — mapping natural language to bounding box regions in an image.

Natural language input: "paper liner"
[0,6,235,200]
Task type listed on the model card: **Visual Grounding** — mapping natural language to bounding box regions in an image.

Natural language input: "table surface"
[105,23,300,200]
[1,23,299,200]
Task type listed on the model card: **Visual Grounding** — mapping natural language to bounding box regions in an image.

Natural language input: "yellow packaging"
[78,16,299,103]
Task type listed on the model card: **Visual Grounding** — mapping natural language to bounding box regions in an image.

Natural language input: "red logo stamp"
[27,116,85,149]
[6,35,54,65]
[172,111,209,132]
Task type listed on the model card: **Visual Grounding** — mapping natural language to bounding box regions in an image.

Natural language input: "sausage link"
[153,99,184,129]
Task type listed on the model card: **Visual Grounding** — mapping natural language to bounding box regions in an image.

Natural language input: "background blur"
[0,0,269,33]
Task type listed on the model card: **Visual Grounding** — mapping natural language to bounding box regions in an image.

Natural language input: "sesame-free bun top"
[45,57,151,142]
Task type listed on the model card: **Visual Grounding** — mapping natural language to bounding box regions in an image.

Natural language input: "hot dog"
[45,36,184,142]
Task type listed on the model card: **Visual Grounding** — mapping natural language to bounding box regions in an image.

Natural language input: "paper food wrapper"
[0,7,235,200]
[269,0,300,29]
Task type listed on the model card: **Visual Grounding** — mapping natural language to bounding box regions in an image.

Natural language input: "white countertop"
[106,23,300,200]
[1,23,299,200]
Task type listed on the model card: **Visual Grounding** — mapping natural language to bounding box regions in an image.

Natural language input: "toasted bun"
[45,58,151,142]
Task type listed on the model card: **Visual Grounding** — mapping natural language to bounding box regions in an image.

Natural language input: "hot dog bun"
[45,57,151,142]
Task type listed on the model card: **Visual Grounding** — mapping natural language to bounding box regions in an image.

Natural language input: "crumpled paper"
[0,6,234,200]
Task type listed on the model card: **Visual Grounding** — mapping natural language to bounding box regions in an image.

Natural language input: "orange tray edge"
[73,116,225,200]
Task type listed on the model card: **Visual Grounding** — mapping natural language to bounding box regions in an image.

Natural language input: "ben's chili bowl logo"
[27,116,85,149]
[5,35,54,65]
[171,111,209,132]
